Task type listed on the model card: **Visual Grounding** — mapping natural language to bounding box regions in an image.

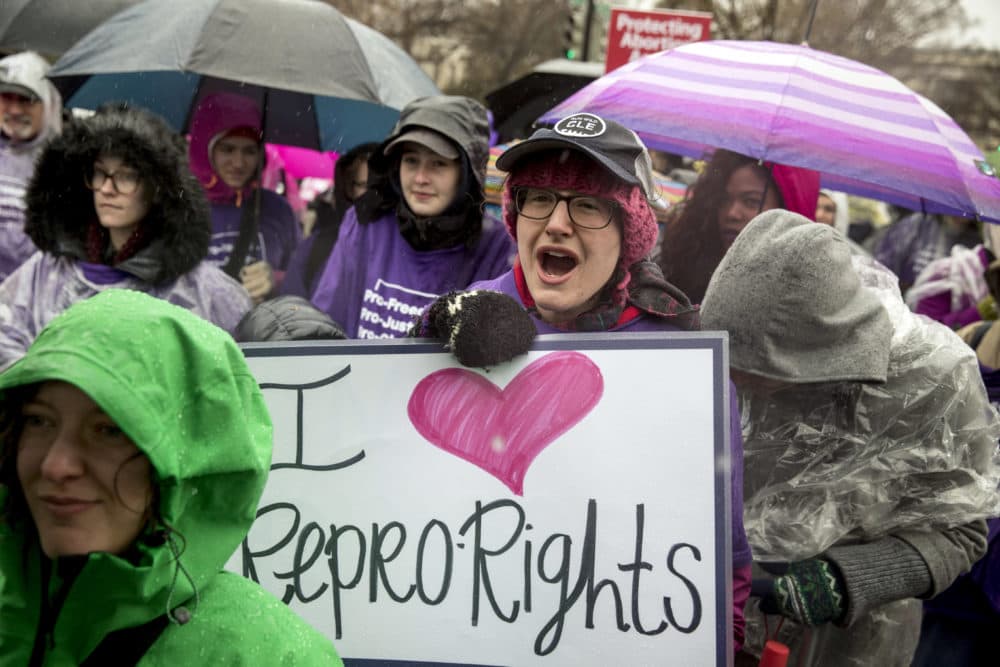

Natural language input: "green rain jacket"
[0,290,341,666]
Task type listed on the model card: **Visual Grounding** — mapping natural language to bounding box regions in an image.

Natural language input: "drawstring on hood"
[164,531,198,625]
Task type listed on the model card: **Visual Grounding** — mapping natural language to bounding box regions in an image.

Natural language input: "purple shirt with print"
[206,188,299,271]
[310,209,515,338]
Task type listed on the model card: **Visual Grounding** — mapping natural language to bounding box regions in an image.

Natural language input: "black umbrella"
[485,58,604,143]
[47,0,439,152]
[0,0,140,59]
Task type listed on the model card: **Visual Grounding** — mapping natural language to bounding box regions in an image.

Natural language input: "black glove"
[751,559,846,627]
[422,290,536,367]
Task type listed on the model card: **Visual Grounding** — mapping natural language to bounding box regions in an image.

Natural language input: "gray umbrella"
[0,0,140,60]
[48,0,439,151]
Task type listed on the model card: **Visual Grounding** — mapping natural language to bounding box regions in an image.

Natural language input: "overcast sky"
[954,0,1000,49]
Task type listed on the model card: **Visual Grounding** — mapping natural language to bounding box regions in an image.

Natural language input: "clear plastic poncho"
[741,255,1000,562]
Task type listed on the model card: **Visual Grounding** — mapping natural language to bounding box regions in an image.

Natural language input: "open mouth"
[540,250,578,277]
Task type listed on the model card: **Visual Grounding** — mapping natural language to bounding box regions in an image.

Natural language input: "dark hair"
[0,385,36,528]
[303,142,379,290]
[658,149,779,304]
[332,142,379,224]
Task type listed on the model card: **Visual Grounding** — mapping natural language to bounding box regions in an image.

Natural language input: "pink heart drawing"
[407,351,604,496]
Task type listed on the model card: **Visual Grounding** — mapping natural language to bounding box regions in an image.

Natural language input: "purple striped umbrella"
[540,40,1000,223]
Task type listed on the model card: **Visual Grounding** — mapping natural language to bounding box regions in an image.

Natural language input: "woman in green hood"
[0,289,341,665]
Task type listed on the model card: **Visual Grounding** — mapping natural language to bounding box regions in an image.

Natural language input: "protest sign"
[228,332,732,665]
[605,7,712,73]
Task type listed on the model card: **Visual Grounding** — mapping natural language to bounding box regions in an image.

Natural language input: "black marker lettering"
[664,543,702,633]
[369,521,416,603]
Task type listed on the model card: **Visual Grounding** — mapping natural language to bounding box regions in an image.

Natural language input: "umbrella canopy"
[485,58,604,143]
[541,40,1000,223]
[47,0,439,152]
[0,0,139,60]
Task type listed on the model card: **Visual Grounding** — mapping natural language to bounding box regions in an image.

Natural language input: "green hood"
[0,289,272,664]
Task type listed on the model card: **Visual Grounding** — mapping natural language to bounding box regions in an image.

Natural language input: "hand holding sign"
[408,351,604,495]
[422,289,537,368]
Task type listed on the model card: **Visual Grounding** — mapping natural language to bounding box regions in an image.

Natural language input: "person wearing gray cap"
[0,51,62,283]
[309,95,515,339]
[700,208,1000,666]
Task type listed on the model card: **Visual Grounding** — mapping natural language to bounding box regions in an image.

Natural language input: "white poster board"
[227,332,732,666]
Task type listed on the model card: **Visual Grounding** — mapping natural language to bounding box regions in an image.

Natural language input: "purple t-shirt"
[469,270,753,568]
[206,188,299,271]
[310,209,515,339]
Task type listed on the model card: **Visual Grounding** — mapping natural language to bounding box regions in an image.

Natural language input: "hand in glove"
[420,290,536,367]
[751,559,846,627]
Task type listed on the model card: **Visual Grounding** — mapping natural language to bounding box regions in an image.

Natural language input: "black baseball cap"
[495,112,656,200]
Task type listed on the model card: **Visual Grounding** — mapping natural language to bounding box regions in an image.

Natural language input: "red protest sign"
[605,7,712,73]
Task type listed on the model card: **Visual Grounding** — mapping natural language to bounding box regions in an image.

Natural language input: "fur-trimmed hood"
[25,105,211,285]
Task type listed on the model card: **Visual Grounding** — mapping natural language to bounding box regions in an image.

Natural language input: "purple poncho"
[0,254,252,371]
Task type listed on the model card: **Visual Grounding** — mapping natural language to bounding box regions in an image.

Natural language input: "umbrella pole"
[252,89,267,250]
[802,0,821,44]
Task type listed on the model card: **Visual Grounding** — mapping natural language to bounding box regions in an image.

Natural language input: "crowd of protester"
[0,46,998,667]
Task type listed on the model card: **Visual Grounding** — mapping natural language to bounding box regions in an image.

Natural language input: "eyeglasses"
[513,187,617,230]
[86,165,141,195]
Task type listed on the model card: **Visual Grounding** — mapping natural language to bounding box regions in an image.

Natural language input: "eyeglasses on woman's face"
[513,186,617,230]
[86,164,141,195]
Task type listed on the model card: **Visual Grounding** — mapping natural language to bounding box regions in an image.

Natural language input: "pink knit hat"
[502,151,658,270]
[497,114,659,298]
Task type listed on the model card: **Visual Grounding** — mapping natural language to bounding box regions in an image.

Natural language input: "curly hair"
[658,150,778,304]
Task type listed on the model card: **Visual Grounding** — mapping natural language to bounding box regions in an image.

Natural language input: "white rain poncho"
[741,254,1000,562]
[701,210,1000,666]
